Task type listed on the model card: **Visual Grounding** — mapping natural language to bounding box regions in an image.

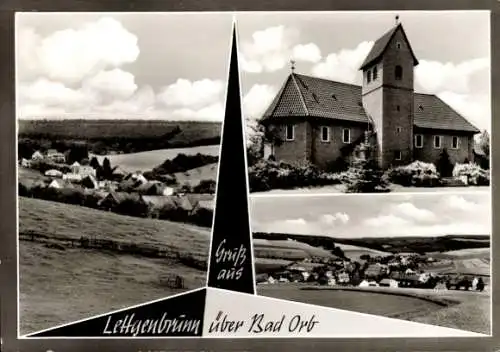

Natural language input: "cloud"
[320,212,350,225]
[391,202,436,222]
[363,214,410,228]
[81,68,138,101]
[443,195,480,212]
[243,84,278,119]
[292,43,322,63]
[311,41,374,84]
[415,58,489,95]
[17,17,140,84]
[171,102,224,121]
[156,79,224,109]
[241,25,321,73]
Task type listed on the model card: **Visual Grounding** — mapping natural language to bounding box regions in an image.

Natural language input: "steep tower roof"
[359,23,419,70]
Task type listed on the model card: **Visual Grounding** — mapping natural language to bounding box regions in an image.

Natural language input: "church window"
[433,135,442,149]
[415,134,423,148]
[395,65,403,80]
[394,150,402,160]
[321,126,330,142]
[396,42,402,49]
[285,125,295,141]
[367,70,372,83]
[452,136,459,149]
[342,128,351,144]
[373,66,378,80]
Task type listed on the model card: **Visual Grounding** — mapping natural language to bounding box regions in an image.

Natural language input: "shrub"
[386,161,441,187]
[453,163,490,186]
[193,179,216,194]
[248,160,341,192]
[436,148,454,178]
[342,157,390,193]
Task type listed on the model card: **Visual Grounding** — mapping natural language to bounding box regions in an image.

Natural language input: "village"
[19,148,216,228]
[257,251,486,292]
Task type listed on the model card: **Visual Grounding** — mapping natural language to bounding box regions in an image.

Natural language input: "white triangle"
[203,288,485,338]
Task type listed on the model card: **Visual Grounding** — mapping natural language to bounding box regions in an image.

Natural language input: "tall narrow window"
[373,66,378,80]
[396,127,402,133]
[342,128,351,144]
[433,135,442,149]
[286,124,295,141]
[452,136,459,149]
[321,126,330,142]
[396,42,402,49]
[367,70,372,83]
[395,65,403,80]
[394,150,402,160]
[415,134,423,148]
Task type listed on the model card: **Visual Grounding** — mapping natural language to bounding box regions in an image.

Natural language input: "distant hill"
[253,232,490,256]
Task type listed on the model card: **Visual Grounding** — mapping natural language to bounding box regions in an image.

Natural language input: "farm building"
[97,191,142,210]
[111,166,127,179]
[259,20,479,170]
[124,172,148,184]
[378,278,399,288]
[63,173,83,182]
[390,272,421,288]
[140,195,178,218]
[172,196,194,212]
[45,169,63,178]
[48,180,62,189]
[135,182,174,196]
[359,280,378,287]
[20,158,31,167]
[31,151,44,160]
[46,149,66,163]
[81,175,99,189]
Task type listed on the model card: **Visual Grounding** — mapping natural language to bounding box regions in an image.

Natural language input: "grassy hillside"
[334,243,392,261]
[173,162,219,186]
[19,197,210,257]
[92,146,220,173]
[19,196,211,334]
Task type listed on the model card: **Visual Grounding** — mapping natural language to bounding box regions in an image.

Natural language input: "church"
[259,20,480,170]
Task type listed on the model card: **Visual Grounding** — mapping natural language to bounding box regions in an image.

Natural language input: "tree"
[90,156,101,170]
[102,157,112,179]
[436,148,454,178]
[342,143,390,193]
[479,130,490,157]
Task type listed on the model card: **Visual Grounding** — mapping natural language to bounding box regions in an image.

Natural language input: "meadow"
[92,145,220,173]
[18,197,211,334]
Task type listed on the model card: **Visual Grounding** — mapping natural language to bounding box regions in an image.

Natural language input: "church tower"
[360,17,419,169]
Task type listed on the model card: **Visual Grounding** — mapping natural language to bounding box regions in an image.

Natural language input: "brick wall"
[272,120,309,164]
[413,131,474,165]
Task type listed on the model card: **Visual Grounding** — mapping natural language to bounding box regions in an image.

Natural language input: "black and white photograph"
[250,192,491,335]
[241,11,491,194]
[16,12,232,335]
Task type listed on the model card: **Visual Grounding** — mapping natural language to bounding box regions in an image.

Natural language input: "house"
[141,195,178,218]
[45,169,63,178]
[124,172,148,184]
[390,272,421,288]
[260,20,480,170]
[379,278,399,288]
[48,179,62,189]
[98,191,142,210]
[336,272,350,284]
[63,173,83,182]
[359,279,378,287]
[267,276,276,284]
[31,151,44,161]
[81,175,99,189]
[327,277,337,286]
[46,149,66,163]
[111,166,127,179]
[135,182,174,196]
[20,158,31,167]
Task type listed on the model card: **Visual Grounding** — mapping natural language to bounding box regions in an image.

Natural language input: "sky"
[237,11,491,133]
[250,192,491,238]
[16,13,233,120]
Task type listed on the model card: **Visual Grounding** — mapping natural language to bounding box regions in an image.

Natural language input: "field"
[253,238,336,260]
[425,248,490,278]
[258,284,490,334]
[92,145,221,173]
[173,162,219,186]
[19,197,210,334]
[335,243,391,261]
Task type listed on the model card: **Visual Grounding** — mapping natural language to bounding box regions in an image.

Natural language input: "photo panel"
[16,12,233,336]
[240,11,491,196]
[249,191,491,336]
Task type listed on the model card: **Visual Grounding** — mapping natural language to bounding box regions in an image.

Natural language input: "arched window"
[373,66,378,80]
[367,70,372,83]
[395,65,403,80]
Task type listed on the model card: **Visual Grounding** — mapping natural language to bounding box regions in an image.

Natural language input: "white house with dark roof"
[260,20,480,169]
